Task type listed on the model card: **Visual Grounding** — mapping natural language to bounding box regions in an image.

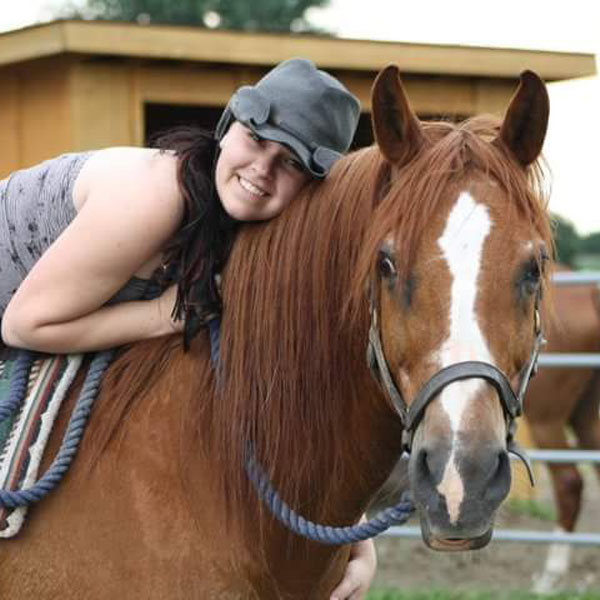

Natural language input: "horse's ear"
[371,65,424,166]
[494,70,549,167]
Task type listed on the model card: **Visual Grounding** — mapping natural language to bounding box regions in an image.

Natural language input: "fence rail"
[551,271,600,286]
[384,526,600,546]
[525,449,600,464]
[538,353,600,368]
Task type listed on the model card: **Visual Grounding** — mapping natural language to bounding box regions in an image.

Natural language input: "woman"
[0,58,375,599]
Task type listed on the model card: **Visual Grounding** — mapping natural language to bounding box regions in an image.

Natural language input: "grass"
[367,589,600,600]
[503,497,556,522]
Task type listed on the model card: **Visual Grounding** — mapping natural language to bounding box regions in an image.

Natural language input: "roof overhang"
[0,20,596,81]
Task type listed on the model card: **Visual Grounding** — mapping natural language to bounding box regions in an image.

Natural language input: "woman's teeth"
[239,177,266,196]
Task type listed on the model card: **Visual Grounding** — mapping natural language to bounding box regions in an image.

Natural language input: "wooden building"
[0,19,596,178]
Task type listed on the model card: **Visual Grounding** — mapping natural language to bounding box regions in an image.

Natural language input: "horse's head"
[368,67,551,551]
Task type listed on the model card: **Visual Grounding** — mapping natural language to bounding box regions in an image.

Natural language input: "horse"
[527,273,600,593]
[0,66,552,598]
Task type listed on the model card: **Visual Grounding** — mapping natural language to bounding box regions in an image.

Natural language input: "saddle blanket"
[0,349,82,537]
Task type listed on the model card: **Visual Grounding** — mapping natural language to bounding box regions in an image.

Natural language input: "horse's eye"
[378,254,397,280]
[522,259,541,295]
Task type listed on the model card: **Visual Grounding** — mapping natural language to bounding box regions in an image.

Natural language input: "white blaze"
[435,191,493,522]
[437,191,493,429]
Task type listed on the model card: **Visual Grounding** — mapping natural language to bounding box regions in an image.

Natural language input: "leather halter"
[366,279,544,485]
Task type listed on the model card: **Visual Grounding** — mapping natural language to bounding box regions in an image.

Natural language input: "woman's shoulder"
[74,147,180,211]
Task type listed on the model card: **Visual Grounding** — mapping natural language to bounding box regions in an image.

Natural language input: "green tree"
[551,213,580,267]
[54,0,330,32]
[579,231,600,254]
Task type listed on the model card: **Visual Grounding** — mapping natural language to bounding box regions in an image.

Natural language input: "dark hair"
[151,126,239,349]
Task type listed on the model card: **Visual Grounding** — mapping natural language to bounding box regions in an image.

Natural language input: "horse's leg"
[570,372,600,483]
[528,421,582,595]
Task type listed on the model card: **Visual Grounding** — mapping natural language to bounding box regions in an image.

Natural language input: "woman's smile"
[237,175,268,198]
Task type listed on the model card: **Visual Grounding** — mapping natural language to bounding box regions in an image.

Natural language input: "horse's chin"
[420,518,493,552]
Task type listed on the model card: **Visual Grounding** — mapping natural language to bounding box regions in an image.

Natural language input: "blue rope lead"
[207,316,221,367]
[0,350,36,423]
[0,349,115,509]
[245,445,415,545]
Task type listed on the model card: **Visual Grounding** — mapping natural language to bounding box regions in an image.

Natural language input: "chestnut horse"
[0,67,552,598]
[528,274,600,592]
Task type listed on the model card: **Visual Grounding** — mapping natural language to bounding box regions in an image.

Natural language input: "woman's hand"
[330,535,377,600]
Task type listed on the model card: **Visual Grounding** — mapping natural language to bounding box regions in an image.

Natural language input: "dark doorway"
[144,103,374,149]
[144,103,223,144]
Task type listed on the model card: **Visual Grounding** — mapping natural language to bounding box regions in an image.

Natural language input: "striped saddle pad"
[0,348,83,538]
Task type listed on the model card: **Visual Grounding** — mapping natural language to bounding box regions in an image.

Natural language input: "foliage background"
[50,0,330,32]
[553,214,600,268]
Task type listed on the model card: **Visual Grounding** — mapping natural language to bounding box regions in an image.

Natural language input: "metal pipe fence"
[384,526,600,546]
[551,271,600,286]
[538,354,600,368]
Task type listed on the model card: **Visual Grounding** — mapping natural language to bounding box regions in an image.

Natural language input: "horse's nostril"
[495,451,508,478]
[483,450,511,503]
[417,449,430,477]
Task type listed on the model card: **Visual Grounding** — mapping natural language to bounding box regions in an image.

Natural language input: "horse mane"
[196,148,393,536]
[84,113,553,542]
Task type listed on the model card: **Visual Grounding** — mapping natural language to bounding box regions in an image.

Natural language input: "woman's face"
[215,122,311,221]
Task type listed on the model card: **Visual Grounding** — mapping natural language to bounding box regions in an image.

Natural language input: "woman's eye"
[248,131,262,143]
[284,156,303,172]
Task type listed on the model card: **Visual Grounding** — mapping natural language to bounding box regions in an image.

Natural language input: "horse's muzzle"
[420,517,493,552]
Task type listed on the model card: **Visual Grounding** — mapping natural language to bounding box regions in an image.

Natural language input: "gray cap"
[215,58,361,178]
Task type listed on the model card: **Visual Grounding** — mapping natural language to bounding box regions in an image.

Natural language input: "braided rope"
[245,446,414,545]
[207,316,221,367]
[0,350,36,423]
[0,349,114,509]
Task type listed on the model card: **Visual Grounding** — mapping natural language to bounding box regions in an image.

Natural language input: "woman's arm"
[1,150,184,353]
[2,286,181,353]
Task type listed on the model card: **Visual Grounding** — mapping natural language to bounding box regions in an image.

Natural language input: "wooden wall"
[0,58,72,176]
[0,54,522,179]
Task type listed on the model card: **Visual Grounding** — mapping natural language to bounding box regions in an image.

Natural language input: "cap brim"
[247,122,328,179]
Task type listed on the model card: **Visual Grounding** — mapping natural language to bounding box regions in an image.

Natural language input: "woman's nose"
[251,150,276,178]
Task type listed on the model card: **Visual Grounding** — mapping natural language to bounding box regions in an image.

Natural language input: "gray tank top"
[0,152,161,318]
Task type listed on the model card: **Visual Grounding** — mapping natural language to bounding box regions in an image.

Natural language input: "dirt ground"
[373,462,600,596]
